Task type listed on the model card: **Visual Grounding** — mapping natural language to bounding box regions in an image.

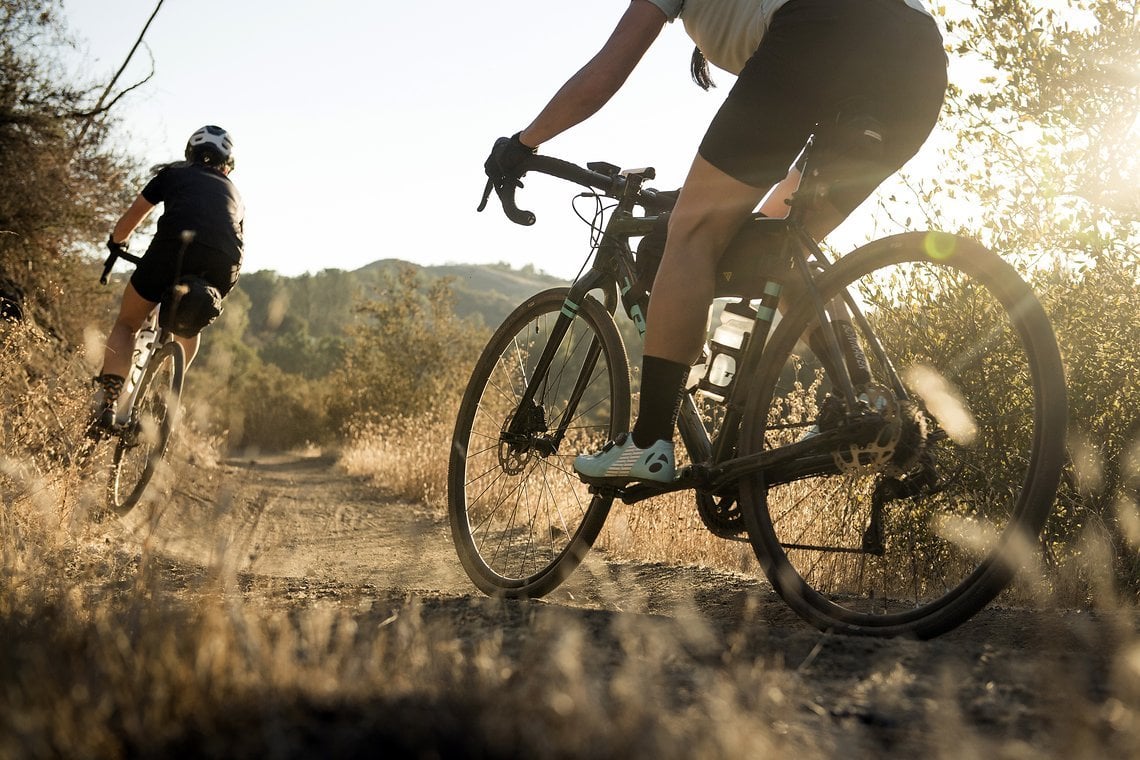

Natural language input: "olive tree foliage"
[937,0,1139,258]
[892,0,1140,580]
[0,0,140,343]
[177,267,486,451]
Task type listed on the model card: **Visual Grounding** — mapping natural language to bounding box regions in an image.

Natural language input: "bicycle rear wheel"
[448,288,630,597]
[740,232,1067,638]
[108,341,185,514]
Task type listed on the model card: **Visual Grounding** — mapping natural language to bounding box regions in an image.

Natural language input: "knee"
[667,197,755,260]
[661,218,730,274]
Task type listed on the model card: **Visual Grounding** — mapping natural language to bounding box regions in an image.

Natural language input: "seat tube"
[711,279,784,462]
[791,248,859,409]
[826,296,872,387]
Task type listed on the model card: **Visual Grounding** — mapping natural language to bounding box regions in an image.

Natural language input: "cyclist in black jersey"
[91,125,244,430]
[484,0,947,484]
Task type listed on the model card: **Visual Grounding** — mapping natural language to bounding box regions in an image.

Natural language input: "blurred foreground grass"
[4,321,1140,758]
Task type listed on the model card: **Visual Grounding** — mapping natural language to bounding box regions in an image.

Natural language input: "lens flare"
[922,231,957,261]
[903,364,978,445]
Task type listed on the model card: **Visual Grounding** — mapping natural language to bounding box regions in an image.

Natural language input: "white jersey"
[645,0,935,75]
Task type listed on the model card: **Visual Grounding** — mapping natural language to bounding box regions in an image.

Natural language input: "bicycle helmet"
[184,125,236,170]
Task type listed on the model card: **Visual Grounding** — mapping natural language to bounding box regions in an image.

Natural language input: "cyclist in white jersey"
[484,0,947,484]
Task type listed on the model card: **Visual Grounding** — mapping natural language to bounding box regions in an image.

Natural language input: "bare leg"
[101,282,158,379]
[103,281,204,373]
[639,160,846,434]
[644,155,768,363]
[575,158,841,478]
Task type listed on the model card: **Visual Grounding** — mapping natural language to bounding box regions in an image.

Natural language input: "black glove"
[484,132,536,190]
[106,233,127,256]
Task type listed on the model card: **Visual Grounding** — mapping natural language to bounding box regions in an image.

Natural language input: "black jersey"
[141,162,244,262]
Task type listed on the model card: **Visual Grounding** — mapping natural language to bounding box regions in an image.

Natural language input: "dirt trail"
[121,452,1138,757]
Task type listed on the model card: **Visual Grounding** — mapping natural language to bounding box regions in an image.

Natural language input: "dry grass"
[338,409,454,509]
[6,323,1140,758]
[1,547,812,758]
[0,350,805,759]
[335,395,1140,609]
[338,403,759,576]
[599,493,759,573]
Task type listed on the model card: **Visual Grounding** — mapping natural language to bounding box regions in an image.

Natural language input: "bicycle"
[449,125,1068,639]
[86,243,186,516]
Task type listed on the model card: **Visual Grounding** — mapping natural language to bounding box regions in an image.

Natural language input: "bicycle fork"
[503,290,606,457]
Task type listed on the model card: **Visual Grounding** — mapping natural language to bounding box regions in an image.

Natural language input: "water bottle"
[117,324,157,422]
[698,300,755,401]
[132,324,157,374]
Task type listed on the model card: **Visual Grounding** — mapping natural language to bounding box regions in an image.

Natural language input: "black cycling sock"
[96,373,126,405]
[631,355,689,448]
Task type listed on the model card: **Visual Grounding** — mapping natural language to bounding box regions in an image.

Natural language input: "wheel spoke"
[741,234,1066,636]
[109,344,182,513]
[448,289,630,596]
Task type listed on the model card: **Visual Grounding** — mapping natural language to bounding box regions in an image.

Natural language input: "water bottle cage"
[698,336,748,399]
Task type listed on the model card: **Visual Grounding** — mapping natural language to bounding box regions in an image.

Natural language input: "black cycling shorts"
[130,237,241,304]
[698,0,948,215]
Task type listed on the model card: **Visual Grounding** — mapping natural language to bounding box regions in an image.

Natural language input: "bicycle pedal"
[85,422,124,442]
[584,482,623,498]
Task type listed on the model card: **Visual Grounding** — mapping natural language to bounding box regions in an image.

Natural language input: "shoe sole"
[575,473,674,487]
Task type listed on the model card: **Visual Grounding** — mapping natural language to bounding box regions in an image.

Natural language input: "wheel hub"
[832,385,928,476]
[498,401,549,475]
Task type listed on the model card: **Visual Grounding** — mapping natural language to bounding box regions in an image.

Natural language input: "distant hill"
[353,259,569,328]
[217,260,571,379]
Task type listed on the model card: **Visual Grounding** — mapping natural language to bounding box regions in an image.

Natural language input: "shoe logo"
[642,451,670,474]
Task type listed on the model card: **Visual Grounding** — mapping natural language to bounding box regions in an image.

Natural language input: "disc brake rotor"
[832,385,928,476]
[498,401,547,475]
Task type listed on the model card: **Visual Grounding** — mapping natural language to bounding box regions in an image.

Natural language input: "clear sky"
[61,0,943,280]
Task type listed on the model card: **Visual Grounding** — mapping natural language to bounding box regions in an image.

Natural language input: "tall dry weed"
[1,321,102,614]
[338,409,455,509]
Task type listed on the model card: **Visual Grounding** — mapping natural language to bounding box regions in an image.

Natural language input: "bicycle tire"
[448,287,631,597]
[108,341,185,515]
[739,232,1067,638]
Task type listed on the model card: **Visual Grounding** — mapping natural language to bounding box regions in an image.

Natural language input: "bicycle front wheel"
[740,232,1067,638]
[109,341,185,515]
[448,288,631,597]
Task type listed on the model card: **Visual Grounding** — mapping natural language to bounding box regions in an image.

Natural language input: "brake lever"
[476,178,494,213]
[99,252,116,285]
[476,174,537,226]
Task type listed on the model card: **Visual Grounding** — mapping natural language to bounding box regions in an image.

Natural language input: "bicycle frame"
[115,308,164,426]
[461,125,1068,637]
[502,166,655,456]
[493,136,913,505]
[99,231,192,430]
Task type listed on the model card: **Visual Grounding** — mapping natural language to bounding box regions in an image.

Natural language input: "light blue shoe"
[574,433,676,485]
